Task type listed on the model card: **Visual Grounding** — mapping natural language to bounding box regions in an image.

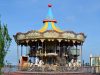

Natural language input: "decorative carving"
[57,39,62,42]
[26,32,41,39]
[62,32,76,39]
[77,34,84,41]
[43,32,59,38]
[41,39,45,42]
[15,30,85,43]
[17,34,25,40]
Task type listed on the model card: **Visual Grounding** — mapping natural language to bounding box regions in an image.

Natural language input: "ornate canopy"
[14,30,86,45]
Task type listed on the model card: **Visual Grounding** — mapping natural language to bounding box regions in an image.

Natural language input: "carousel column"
[52,39,55,53]
[55,40,57,54]
[35,40,37,56]
[26,40,29,56]
[17,44,19,65]
[63,41,66,55]
[41,39,44,61]
[36,40,38,50]
[80,42,83,66]
[58,39,62,56]
[75,42,78,61]
[41,39,44,54]
[45,40,48,64]
[37,40,40,55]
[45,40,47,56]
[21,45,23,56]
[38,40,39,52]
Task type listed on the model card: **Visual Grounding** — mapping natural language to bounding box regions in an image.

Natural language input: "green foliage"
[0,20,12,74]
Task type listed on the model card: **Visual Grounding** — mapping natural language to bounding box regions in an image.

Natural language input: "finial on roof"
[48,4,52,7]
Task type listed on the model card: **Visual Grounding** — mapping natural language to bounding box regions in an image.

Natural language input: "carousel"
[13,4,86,71]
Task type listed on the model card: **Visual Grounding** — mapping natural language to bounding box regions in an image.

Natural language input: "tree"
[0,20,11,74]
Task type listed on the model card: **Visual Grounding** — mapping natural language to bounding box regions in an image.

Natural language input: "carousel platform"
[3,65,100,75]
[4,71,99,75]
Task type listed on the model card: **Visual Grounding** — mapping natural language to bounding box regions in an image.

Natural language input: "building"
[90,55,100,73]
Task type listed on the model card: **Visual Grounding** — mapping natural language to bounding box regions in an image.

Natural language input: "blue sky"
[0,0,100,65]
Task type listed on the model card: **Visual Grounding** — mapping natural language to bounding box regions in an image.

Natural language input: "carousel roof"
[13,4,86,44]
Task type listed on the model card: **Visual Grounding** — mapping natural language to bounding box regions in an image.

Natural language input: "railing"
[2,65,99,73]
